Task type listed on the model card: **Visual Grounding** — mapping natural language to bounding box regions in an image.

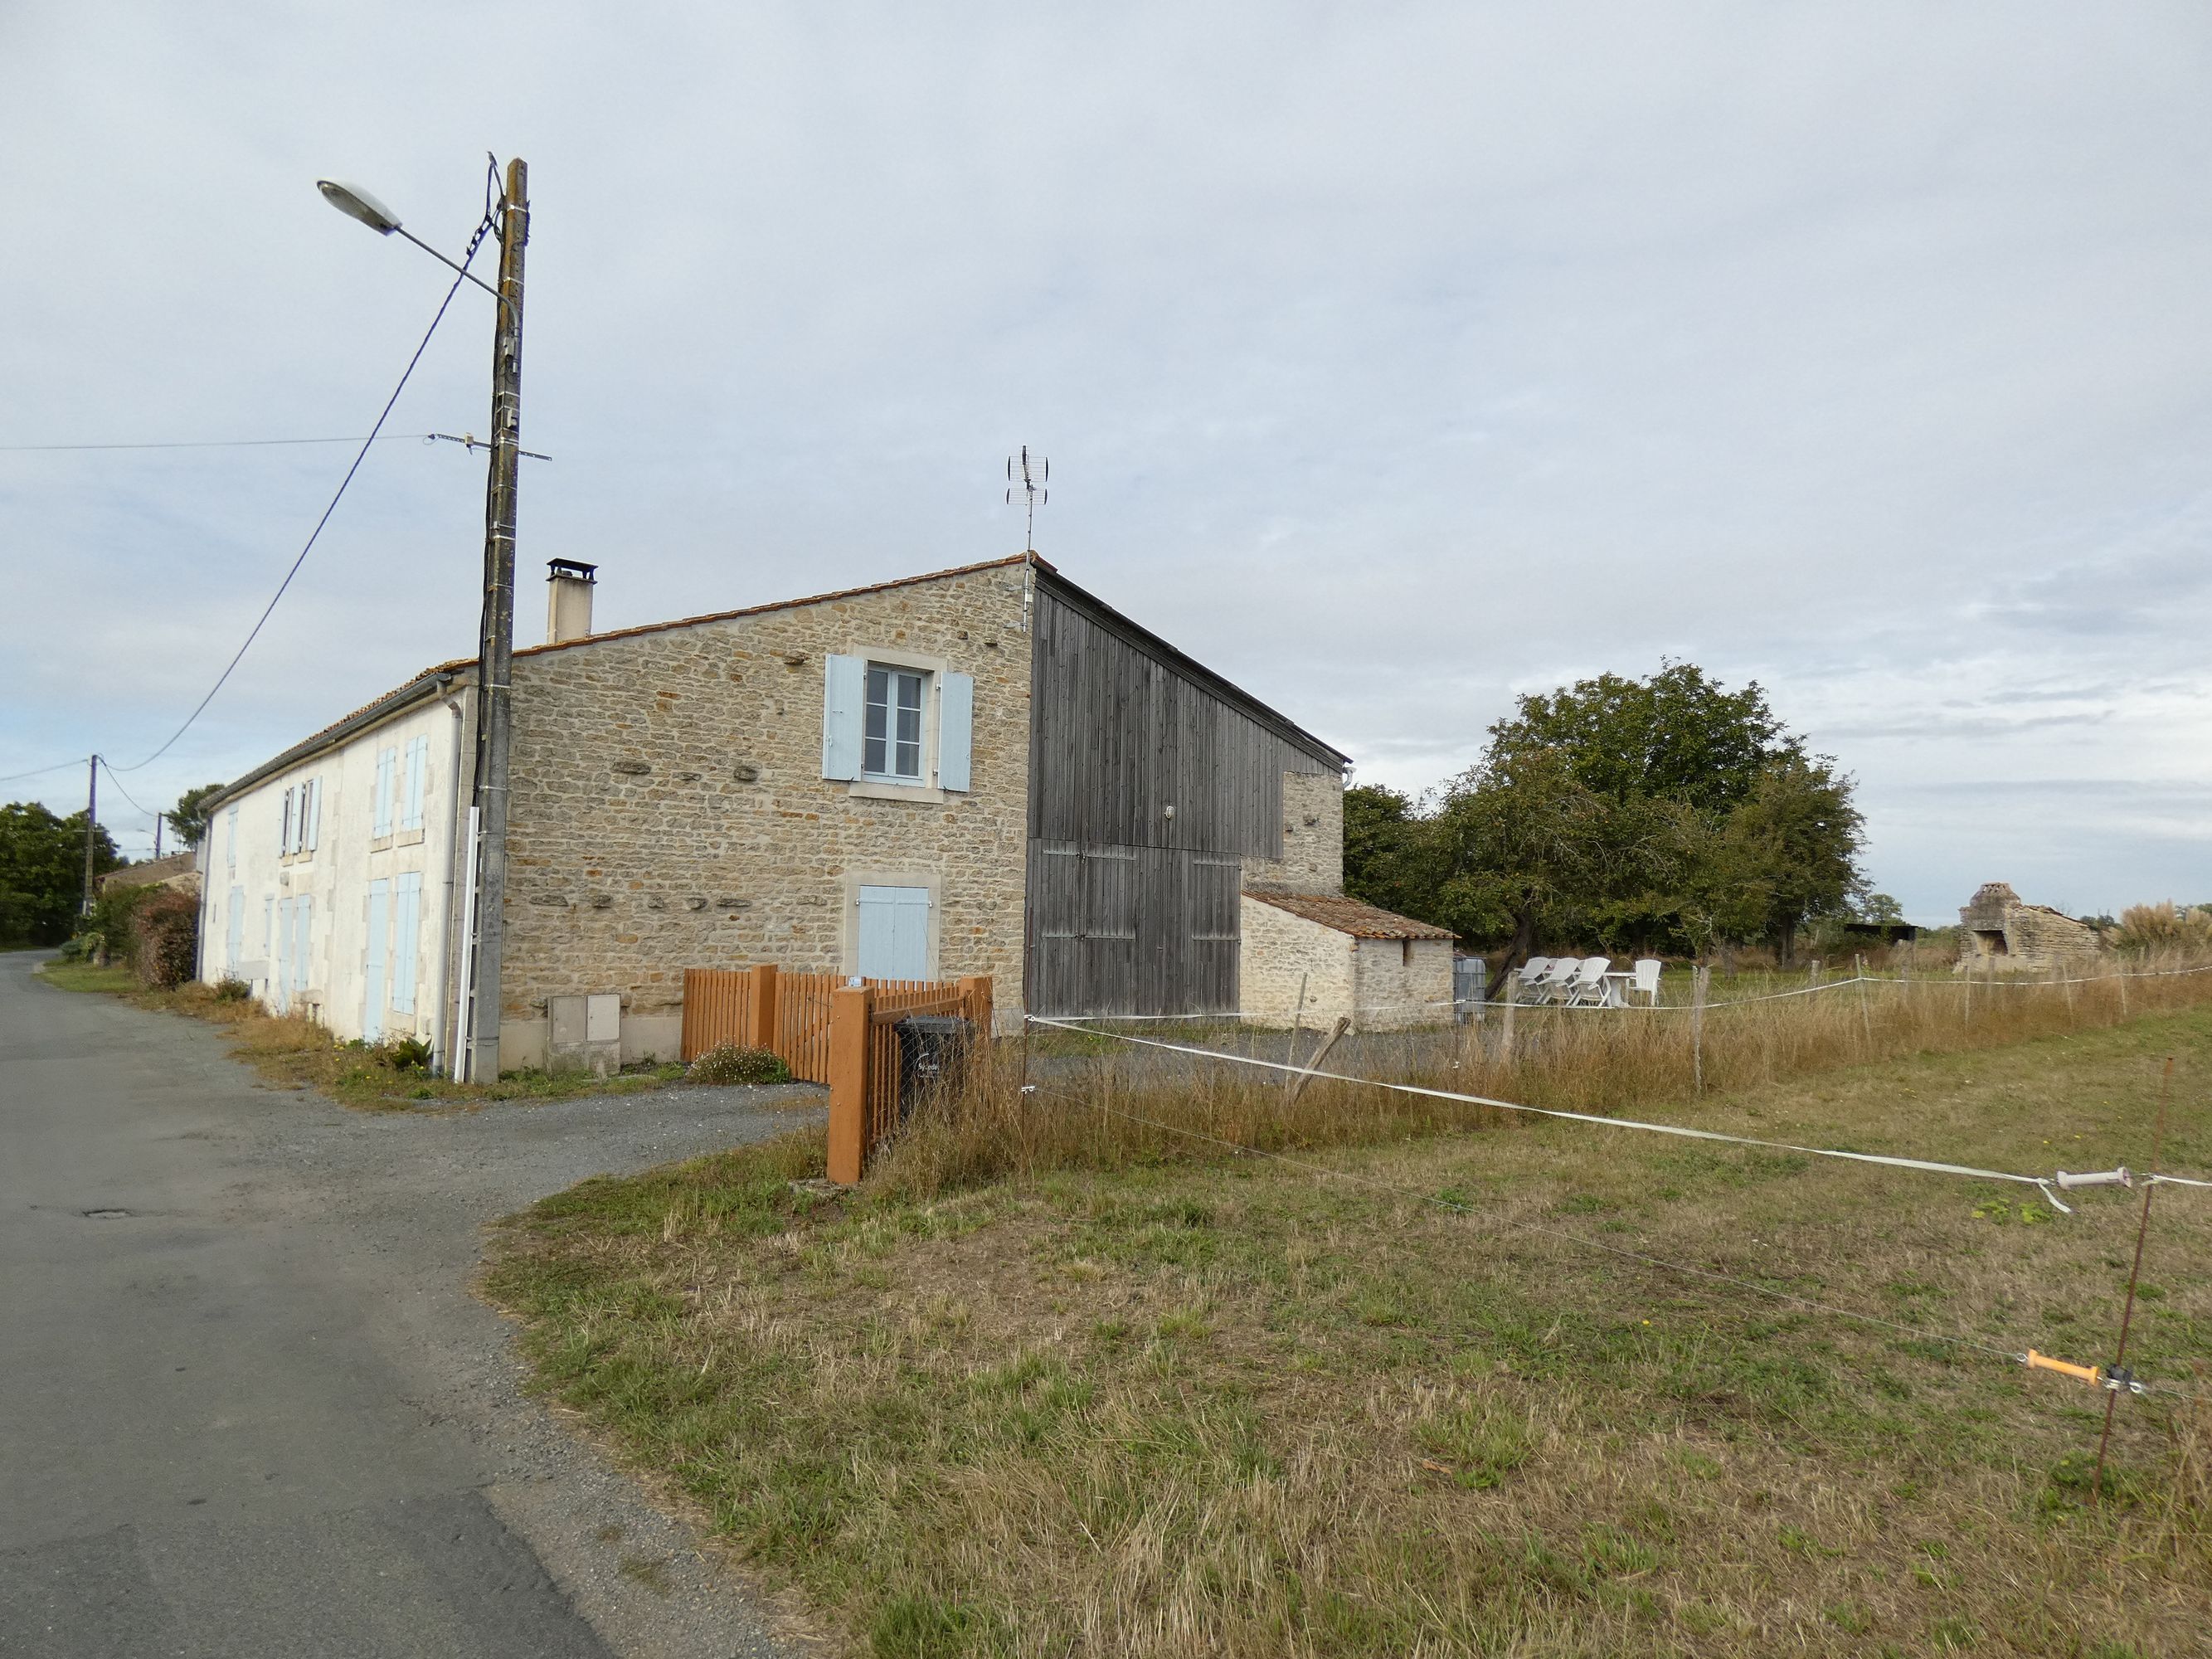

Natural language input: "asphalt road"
[0,951,820,1658]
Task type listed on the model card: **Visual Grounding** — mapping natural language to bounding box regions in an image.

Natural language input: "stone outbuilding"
[1238,886,1456,1032]
[96,851,202,899]
[1957,882,2106,975]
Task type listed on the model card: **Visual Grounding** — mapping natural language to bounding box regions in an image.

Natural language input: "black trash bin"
[892,1015,972,1117]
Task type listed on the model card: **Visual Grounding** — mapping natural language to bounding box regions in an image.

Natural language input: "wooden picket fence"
[681,965,992,1181]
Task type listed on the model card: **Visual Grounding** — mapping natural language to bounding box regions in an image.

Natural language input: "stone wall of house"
[1237,895,1354,1028]
[1957,881,2106,975]
[499,563,1036,1063]
[1242,770,1344,894]
[1350,936,1455,1031]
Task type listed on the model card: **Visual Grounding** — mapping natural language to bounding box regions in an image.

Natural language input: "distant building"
[1956,882,2105,974]
[97,852,202,898]
[1239,888,1455,1031]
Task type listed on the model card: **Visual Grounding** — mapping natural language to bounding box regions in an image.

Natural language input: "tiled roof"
[1243,886,1456,940]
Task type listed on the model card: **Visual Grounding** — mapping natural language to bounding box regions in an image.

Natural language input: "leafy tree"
[1856,892,1904,925]
[165,782,227,850]
[0,801,120,945]
[1342,784,1437,918]
[1361,664,1868,975]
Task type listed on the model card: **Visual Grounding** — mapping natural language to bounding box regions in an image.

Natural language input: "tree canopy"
[0,801,120,945]
[1343,664,1865,979]
[165,782,227,850]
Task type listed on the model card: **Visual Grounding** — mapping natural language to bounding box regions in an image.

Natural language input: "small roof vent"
[547,558,598,583]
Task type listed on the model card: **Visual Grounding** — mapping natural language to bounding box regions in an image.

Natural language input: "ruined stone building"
[192,555,1445,1073]
[1956,882,2106,974]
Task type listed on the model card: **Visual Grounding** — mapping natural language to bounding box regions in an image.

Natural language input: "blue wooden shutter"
[402,737,428,830]
[363,879,389,1041]
[937,672,974,792]
[305,778,322,851]
[373,749,394,837]
[392,872,421,1014]
[822,654,865,781]
[280,788,294,854]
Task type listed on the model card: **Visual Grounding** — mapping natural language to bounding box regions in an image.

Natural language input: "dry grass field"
[486,972,2212,1657]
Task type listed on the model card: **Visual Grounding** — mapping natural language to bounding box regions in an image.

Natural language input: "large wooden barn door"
[1026,840,1240,1018]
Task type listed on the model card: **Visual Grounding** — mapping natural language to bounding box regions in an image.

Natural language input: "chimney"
[546,559,597,645]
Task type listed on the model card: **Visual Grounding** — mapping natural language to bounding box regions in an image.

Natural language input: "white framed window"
[823,654,973,791]
[863,665,926,781]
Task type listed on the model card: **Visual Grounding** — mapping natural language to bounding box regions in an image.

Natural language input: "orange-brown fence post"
[751,963,780,1055]
[680,969,700,1060]
[827,984,872,1183]
[960,975,993,1048]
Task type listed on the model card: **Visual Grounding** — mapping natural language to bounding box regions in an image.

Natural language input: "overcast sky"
[4,2,2207,922]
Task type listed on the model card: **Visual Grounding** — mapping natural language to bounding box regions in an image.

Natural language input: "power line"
[0,757,87,787]
[95,759,158,822]
[0,435,436,453]
[107,217,493,775]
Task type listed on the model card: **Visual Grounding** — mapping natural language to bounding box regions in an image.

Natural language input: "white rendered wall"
[198,697,468,1056]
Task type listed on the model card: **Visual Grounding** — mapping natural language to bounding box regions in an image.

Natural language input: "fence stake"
[960,975,993,1045]
[1286,1016,1350,1106]
[1500,970,1517,1067]
[2117,962,2129,1018]
[2092,1057,2174,1508]
[1288,971,1309,1065]
[1691,964,1709,1095]
[1855,954,1873,1056]
[827,985,872,1184]
[751,963,780,1053]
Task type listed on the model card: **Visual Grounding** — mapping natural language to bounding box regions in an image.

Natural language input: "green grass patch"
[486,1006,2212,1656]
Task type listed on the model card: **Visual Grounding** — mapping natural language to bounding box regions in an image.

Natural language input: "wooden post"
[1691,964,1709,1095]
[826,985,872,1184]
[1809,958,1824,990]
[750,963,780,1055]
[1500,970,1517,1066]
[1285,1017,1350,1106]
[1288,971,1308,1065]
[1855,953,1872,1055]
[960,975,993,1043]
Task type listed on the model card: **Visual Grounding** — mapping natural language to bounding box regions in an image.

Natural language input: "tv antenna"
[1005,446,1048,552]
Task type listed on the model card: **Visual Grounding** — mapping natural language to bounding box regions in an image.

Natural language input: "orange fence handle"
[2025,1350,2102,1387]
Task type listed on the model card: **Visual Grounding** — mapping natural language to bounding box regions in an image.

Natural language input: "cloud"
[2,0,2207,893]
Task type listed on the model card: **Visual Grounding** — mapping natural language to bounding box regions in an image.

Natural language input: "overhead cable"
[107,219,492,774]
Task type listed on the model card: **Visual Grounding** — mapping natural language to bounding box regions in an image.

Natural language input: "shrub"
[212,976,252,1002]
[2113,901,2212,956]
[79,883,153,963]
[687,1044,792,1086]
[129,888,200,988]
[380,1034,433,1073]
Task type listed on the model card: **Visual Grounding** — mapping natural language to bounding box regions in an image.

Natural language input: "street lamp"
[318,162,530,1085]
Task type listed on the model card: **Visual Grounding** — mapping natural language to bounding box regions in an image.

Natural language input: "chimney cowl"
[546,559,598,645]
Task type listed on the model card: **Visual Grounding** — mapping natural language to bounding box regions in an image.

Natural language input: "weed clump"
[688,1044,792,1087]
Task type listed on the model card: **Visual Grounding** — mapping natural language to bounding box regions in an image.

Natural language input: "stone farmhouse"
[193,555,1449,1073]
[1956,881,2107,974]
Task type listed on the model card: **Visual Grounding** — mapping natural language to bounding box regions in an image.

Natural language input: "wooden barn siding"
[1023,584,1338,1016]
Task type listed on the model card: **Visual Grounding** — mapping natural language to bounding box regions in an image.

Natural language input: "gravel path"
[0,948,824,1657]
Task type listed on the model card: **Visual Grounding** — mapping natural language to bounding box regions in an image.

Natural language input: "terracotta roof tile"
[1243,886,1456,940]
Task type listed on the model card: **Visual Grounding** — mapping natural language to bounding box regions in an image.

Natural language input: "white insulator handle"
[2054,1167,2132,1190]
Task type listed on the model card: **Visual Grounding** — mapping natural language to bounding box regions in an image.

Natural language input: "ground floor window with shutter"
[856,884,931,980]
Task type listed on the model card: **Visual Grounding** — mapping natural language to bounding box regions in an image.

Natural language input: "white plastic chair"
[1513,957,1556,1002]
[1631,959,1662,1005]
[1565,956,1614,1006]
[1529,957,1578,1004]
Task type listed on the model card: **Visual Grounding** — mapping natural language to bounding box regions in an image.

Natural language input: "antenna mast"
[1005,446,1048,552]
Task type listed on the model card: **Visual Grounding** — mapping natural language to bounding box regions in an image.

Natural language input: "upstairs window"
[863,666,926,781]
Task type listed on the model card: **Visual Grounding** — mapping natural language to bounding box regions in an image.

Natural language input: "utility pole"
[81,755,98,913]
[464,158,529,1084]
